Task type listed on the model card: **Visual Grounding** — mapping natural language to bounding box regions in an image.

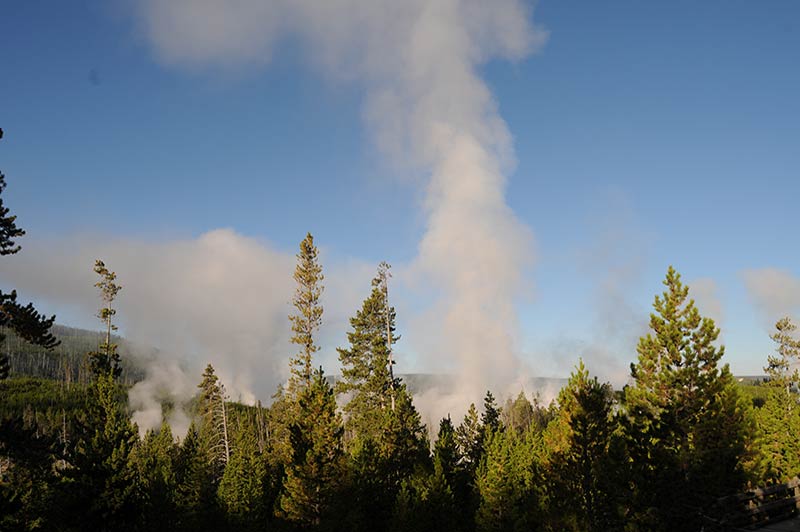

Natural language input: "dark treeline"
[2,134,800,531]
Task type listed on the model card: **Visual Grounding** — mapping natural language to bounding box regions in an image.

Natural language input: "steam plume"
[134,0,548,423]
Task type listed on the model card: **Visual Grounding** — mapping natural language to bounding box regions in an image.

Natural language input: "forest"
[2,144,800,532]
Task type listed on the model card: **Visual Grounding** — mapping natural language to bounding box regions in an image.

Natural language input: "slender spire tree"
[197,364,231,473]
[287,233,324,395]
[374,261,396,410]
[89,259,122,379]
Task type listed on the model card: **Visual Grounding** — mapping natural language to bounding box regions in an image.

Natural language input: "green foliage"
[750,317,800,483]
[288,233,324,395]
[623,266,753,531]
[197,364,230,476]
[218,423,268,529]
[280,368,345,528]
[336,266,399,445]
[545,360,624,531]
[475,429,542,532]
[481,391,502,437]
[88,260,122,380]
[128,423,178,529]
[456,403,483,476]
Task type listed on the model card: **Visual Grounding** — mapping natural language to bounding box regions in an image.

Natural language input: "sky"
[1,0,800,410]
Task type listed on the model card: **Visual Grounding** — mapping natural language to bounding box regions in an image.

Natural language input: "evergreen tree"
[287,233,324,395]
[280,367,345,528]
[753,317,800,482]
[218,422,268,530]
[128,423,178,529]
[623,266,752,531]
[173,424,220,530]
[197,364,231,477]
[481,391,501,436]
[546,360,623,531]
[336,265,399,444]
[502,391,533,435]
[88,259,122,379]
[65,371,139,531]
[455,403,483,476]
[475,429,541,532]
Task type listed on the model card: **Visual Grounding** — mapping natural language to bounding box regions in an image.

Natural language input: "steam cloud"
[133,0,548,424]
[0,230,372,436]
[1,1,549,433]
[743,268,800,324]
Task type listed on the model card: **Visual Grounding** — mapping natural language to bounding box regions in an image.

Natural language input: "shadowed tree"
[280,367,345,529]
[753,317,800,482]
[546,360,624,531]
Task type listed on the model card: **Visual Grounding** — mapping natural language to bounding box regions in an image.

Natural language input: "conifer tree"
[280,367,345,528]
[475,429,536,532]
[128,423,178,529]
[546,360,623,531]
[173,424,219,530]
[481,391,502,439]
[456,403,483,475]
[218,422,268,529]
[623,266,752,531]
[88,259,122,379]
[287,233,324,395]
[337,264,399,444]
[197,364,231,475]
[754,317,800,481]
[502,391,534,435]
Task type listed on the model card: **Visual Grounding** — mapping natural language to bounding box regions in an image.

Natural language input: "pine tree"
[754,317,800,482]
[502,391,534,435]
[128,423,178,529]
[623,266,752,531]
[65,371,139,530]
[173,424,220,530]
[481,391,502,440]
[287,233,324,395]
[456,403,483,475]
[337,264,399,444]
[197,364,230,476]
[546,360,623,531]
[280,367,345,528]
[88,259,122,379]
[218,422,268,529]
[475,429,535,532]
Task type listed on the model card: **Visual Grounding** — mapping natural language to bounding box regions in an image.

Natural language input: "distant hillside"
[1,324,144,384]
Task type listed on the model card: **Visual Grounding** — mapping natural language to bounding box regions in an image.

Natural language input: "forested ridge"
[2,134,800,531]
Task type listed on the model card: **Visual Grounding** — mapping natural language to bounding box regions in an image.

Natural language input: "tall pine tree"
[287,233,324,396]
[336,264,399,444]
[623,266,752,531]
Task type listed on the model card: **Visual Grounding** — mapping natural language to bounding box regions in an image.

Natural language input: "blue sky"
[1,0,799,381]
